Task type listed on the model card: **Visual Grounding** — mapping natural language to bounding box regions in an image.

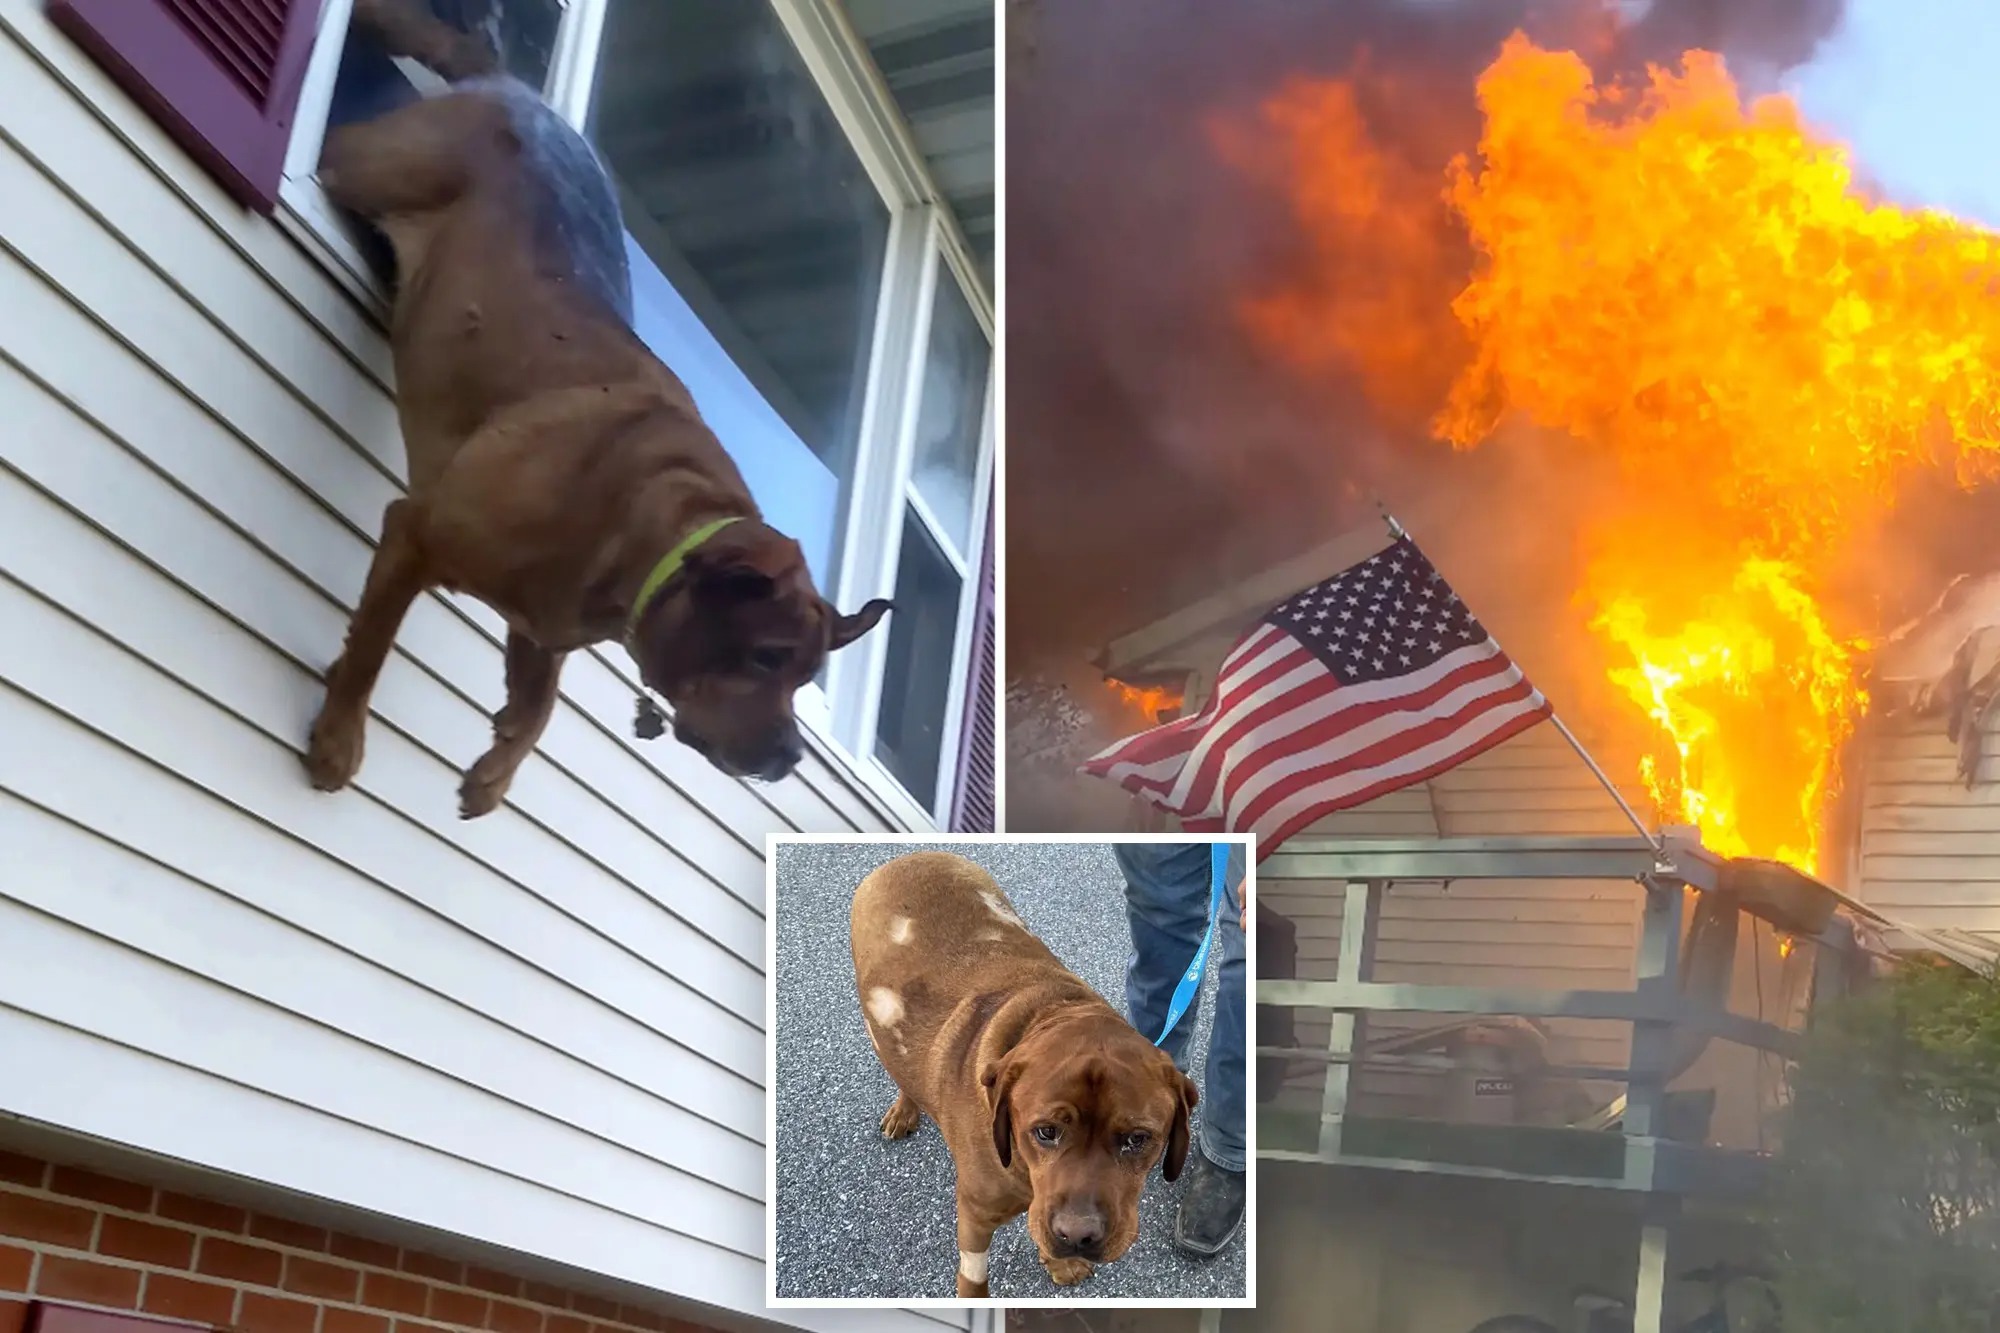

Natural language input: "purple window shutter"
[950,495,997,833]
[49,0,328,212]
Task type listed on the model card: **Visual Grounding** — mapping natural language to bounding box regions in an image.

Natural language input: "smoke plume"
[1006,0,1853,669]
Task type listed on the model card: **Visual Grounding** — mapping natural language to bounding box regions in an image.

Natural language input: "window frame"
[848,226,996,826]
[266,0,994,832]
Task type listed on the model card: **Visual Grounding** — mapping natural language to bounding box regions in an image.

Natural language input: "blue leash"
[1153,842,1231,1047]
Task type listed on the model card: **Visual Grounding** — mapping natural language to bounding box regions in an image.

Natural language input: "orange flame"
[1236,36,2000,872]
[1107,679,1184,724]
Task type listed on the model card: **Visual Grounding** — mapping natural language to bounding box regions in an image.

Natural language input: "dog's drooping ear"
[981,1057,1021,1168]
[829,598,893,651]
[1164,1070,1199,1182]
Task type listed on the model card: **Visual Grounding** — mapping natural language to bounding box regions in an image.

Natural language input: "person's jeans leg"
[1115,841,1213,1064]
[1200,864,1247,1172]
[1115,841,1247,1169]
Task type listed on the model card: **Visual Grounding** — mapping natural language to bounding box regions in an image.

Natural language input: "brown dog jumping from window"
[304,0,890,817]
[849,852,1198,1297]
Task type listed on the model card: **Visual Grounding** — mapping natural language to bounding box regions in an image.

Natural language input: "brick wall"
[0,1152,719,1333]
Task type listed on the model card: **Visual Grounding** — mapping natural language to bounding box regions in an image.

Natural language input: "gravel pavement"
[770,839,1247,1302]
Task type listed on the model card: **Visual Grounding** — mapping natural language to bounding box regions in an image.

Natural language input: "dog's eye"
[1032,1124,1062,1146]
[1119,1132,1151,1155]
[748,646,788,674]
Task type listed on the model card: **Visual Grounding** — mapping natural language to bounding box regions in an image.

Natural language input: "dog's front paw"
[304,701,366,793]
[1041,1255,1094,1287]
[955,1249,990,1298]
[879,1094,920,1140]
[458,746,520,820]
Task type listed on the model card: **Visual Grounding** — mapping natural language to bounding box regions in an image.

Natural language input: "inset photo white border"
[763,832,1257,1313]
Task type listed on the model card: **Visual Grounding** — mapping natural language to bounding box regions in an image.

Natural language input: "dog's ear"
[828,599,893,651]
[981,1056,1022,1168]
[1163,1069,1199,1182]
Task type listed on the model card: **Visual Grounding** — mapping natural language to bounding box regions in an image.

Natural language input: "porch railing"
[1254,833,1851,1196]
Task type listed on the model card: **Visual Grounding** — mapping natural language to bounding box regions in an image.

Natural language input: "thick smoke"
[1006,0,1853,670]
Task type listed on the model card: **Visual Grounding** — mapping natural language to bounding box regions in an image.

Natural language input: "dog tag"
[633,696,667,740]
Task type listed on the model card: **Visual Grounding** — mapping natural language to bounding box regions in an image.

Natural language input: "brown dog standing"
[849,852,1198,1297]
[302,0,889,817]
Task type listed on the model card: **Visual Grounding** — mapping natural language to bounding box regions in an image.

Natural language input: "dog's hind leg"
[348,0,500,82]
[306,499,429,793]
[317,88,508,220]
[879,1091,921,1140]
[458,632,565,819]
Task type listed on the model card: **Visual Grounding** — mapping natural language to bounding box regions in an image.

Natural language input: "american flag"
[1082,534,1553,858]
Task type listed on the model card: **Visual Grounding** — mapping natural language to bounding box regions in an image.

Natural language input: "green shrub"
[1770,959,2000,1332]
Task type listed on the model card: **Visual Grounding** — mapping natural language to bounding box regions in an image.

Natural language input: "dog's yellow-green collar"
[627,516,743,639]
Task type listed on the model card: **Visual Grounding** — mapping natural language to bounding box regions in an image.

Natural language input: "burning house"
[1062,515,2000,1332]
[1010,7,2000,1330]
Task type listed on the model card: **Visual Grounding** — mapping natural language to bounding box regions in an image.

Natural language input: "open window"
[52,0,996,830]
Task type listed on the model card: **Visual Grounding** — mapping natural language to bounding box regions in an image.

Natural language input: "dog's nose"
[1050,1210,1106,1258]
[759,731,804,781]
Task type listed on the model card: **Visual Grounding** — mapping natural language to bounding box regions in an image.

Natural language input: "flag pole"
[1375,501,1667,857]
[1544,715,1667,857]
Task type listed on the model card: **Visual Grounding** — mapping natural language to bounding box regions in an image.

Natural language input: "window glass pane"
[588,0,892,587]
[875,508,965,810]
[909,264,989,556]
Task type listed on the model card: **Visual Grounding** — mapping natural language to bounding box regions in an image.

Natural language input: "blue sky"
[1788,0,2000,227]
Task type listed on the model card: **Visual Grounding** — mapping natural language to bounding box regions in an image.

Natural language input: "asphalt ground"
[770,839,1248,1302]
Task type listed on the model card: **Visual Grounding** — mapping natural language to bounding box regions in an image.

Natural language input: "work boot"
[1172,1152,1246,1258]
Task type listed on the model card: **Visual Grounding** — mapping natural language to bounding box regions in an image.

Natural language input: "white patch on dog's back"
[979,890,1025,928]
[888,916,913,944]
[866,986,905,1028]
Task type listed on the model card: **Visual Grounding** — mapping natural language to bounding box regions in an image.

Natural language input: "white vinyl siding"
[1856,714,2000,942]
[0,3,961,1330]
[1263,726,1648,1122]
